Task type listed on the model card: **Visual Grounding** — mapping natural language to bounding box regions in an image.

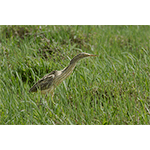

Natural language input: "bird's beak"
[89,54,98,57]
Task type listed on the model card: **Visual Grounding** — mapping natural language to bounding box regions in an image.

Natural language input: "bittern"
[29,52,97,98]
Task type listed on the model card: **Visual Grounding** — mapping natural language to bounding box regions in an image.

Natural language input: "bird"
[29,52,97,98]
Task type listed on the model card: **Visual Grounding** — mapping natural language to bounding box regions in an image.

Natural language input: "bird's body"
[29,52,97,97]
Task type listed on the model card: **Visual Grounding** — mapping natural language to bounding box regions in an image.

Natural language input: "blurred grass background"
[0,25,150,124]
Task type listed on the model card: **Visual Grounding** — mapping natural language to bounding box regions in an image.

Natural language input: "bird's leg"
[37,96,43,108]
[45,94,48,98]
[41,94,47,104]
[50,91,56,105]
[39,94,48,105]
[43,91,56,105]
[38,94,48,107]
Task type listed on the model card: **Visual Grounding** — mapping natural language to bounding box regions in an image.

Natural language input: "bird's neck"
[70,55,81,64]
[62,62,77,76]
[55,62,77,86]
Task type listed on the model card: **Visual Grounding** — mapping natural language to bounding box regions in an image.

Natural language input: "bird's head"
[70,52,97,64]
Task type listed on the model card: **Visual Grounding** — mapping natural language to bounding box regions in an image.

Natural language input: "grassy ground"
[0,25,150,124]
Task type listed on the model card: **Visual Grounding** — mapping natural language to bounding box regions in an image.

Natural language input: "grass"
[0,25,150,124]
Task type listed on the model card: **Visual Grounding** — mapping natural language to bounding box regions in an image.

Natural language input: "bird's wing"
[29,71,56,93]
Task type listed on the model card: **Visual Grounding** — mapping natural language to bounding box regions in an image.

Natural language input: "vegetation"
[0,25,150,124]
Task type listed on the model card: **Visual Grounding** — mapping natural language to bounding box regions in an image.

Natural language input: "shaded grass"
[0,25,150,124]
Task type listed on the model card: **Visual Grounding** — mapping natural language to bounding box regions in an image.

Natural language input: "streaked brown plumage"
[29,52,97,97]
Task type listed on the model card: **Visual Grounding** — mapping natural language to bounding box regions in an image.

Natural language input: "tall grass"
[0,25,150,124]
